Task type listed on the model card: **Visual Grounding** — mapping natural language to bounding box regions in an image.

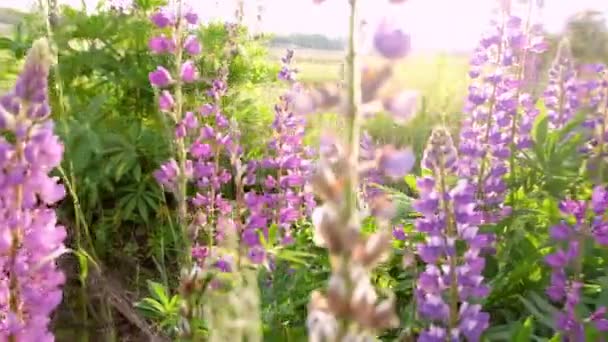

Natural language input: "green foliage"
[135,281,181,333]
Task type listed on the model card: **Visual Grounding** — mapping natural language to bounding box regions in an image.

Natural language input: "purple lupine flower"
[184,10,199,25]
[149,34,176,54]
[278,49,297,82]
[150,9,174,28]
[373,18,411,60]
[184,35,202,55]
[457,6,545,224]
[180,61,198,83]
[0,39,66,341]
[242,50,314,263]
[543,39,579,130]
[158,90,174,112]
[414,127,493,340]
[545,188,608,338]
[378,145,416,180]
[149,66,172,87]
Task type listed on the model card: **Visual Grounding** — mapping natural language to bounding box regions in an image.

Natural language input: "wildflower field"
[2,0,608,341]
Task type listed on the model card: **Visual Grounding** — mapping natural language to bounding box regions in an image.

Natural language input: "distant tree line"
[545,10,608,65]
[270,33,346,50]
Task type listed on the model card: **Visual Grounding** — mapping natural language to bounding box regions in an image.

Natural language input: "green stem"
[336,0,361,338]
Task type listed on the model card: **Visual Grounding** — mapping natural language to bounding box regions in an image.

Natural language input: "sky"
[3,0,608,51]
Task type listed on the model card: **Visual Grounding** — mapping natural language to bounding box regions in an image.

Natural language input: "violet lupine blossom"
[148,4,201,91]
[543,39,580,130]
[373,17,411,60]
[458,7,545,223]
[0,39,66,341]
[414,127,493,342]
[544,187,608,339]
[509,18,547,150]
[242,50,314,263]
[150,4,203,201]
[189,76,236,247]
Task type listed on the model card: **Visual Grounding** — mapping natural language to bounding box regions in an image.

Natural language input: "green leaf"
[137,199,149,224]
[403,174,418,193]
[512,316,535,342]
[518,294,555,329]
[147,280,170,305]
[75,250,89,284]
[548,333,562,342]
[532,114,548,143]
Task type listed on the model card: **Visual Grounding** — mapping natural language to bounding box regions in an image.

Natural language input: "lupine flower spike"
[0,38,67,341]
[545,187,608,340]
[415,127,493,341]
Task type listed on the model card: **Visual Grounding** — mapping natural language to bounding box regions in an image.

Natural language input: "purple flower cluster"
[543,39,579,130]
[544,186,608,339]
[148,5,239,274]
[0,39,66,341]
[414,128,493,342]
[458,6,546,223]
[189,77,238,246]
[149,3,202,195]
[148,5,201,89]
[241,50,314,263]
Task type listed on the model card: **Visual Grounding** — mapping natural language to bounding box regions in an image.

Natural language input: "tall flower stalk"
[149,0,201,263]
[505,1,547,207]
[307,0,414,340]
[0,38,66,341]
[459,0,547,222]
[242,50,314,263]
[414,128,493,341]
[543,39,579,130]
[458,3,512,224]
